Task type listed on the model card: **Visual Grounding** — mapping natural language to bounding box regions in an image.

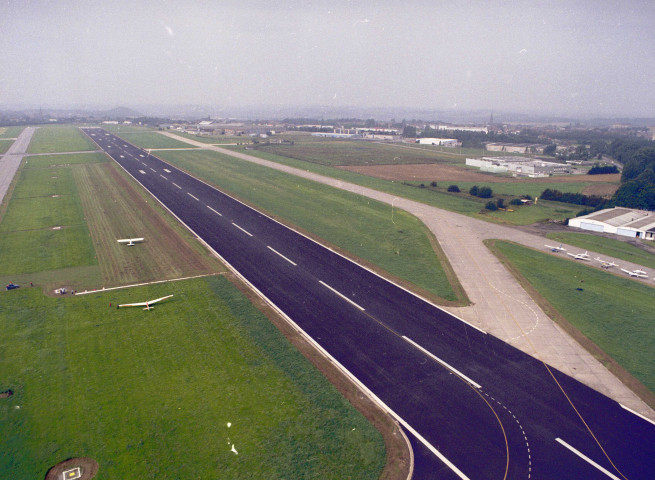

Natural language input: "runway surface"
[83,127,655,479]
[0,127,35,206]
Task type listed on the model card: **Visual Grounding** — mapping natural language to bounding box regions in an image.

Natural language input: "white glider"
[118,295,174,310]
[117,237,144,246]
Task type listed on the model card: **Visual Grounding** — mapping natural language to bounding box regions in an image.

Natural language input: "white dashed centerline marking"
[188,193,199,201]
[267,246,297,266]
[160,175,168,180]
[172,183,182,189]
[138,169,146,175]
[206,205,222,216]
[319,281,365,311]
[555,438,621,480]
[232,223,253,237]
[164,168,171,173]
[139,154,145,157]
[150,168,156,172]
[403,336,482,389]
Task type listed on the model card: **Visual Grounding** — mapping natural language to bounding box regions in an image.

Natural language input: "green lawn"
[0,126,24,138]
[113,132,196,149]
[0,139,13,154]
[10,166,77,198]
[23,152,107,169]
[156,149,460,303]
[491,241,655,396]
[168,131,253,144]
[27,126,97,154]
[0,277,385,479]
[545,232,655,269]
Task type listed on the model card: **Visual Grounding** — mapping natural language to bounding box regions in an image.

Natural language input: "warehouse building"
[568,207,655,240]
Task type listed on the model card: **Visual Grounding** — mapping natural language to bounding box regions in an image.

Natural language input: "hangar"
[568,207,655,240]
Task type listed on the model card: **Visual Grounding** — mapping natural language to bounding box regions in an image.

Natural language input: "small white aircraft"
[117,237,144,246]
[620,268,648,279]
[118,295,174,311]
[595,257,619,269]
[545,244,566,253]
[566,250,590,261]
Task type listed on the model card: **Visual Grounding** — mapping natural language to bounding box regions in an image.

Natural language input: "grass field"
[27,126,97,154]
[23,152,107,169]
[155,149,461,303]
[170,131,253,144]
[545,232,655,269]
[0,126,24,138]
[0,139,12,154]
[108,131,196,149]
[490,241,655,401]
[0,276,386,479]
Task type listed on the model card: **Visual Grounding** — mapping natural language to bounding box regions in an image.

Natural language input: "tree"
[496,198,505,209]
[469,185,479,196]
[447,185,460,192]
[485,201,498,211]
[430,181,437,187]
[478,186,493,198]
[402,125,417,138]
[543,144,557,156]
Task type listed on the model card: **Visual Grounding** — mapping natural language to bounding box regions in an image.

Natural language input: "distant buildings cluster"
[466,156,573,177]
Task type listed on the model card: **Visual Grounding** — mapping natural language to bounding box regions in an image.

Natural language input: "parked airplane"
[118,295,174,311]
[566,250,590,260]
[545,244,566,253]
[117,237,144,246]
[595,257,619,269]
[620,268,648,279]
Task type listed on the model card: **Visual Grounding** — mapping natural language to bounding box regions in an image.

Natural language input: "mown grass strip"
[27,126,97,154]
[156,149,460,303]
[0,139,13,154]
[545,232,655,269]
[0,276,386,480]
[23,152,107,169]
[112,131,195,149]
[0,126,24,138]
[488,240,655,405]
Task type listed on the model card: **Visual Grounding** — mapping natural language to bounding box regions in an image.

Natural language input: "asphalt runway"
[83,127,655,479]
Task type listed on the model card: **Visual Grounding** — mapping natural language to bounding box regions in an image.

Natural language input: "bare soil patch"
[339,163,621,184]
[582,183,620,197]
[0,389,13,398]
[44,458,98,480]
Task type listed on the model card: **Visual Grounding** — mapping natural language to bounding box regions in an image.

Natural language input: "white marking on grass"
[232,223,253,236]
[402,336,481,389]
[188,192,199,201]
[267,246,297,266]
[319,281,365,311]
[172,182,181,189]
[555,438,621,480]
[620,404,655,426]
[207,205,222,216]
[227,422,231,428]
[231,444,238,455]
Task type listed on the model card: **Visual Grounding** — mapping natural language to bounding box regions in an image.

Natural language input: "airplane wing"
[118,295,174,308]
[117,238,144,244]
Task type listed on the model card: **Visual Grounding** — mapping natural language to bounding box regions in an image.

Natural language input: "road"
[83,128,655,479]
[0,127,36,206]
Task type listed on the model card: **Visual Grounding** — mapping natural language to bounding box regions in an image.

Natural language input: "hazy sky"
[2,0,654,117]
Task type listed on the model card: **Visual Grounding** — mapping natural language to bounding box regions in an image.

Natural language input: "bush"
[478,186,493,198]
[509,198,522,206]
[447,185,460,192]
[430,181,437,187]
[419,183,426,188]
[469,185,479,196]
[485,201,498,211]
[496,198,505,209]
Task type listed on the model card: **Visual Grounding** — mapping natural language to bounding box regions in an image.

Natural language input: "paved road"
[159,131,655,421]
[84,128,655,479]
[0,127,36,206]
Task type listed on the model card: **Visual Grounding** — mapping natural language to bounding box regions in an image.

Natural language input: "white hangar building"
[568,207,655,241]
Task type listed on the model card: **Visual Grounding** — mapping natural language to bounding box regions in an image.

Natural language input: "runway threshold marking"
[620,404,655,426]
[267,246,297,266]
[172,182,182,189]
[206,205,222,216]
[188,192,200,201]
[232,223,253,237]
[319,281,365,311]
[403,336,482,389]
[555,438,621,480]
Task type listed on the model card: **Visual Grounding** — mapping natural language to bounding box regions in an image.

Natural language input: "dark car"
[6,283,20,291]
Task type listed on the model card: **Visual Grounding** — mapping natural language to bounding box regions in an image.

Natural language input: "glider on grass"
[118,295,174,311]
[117,237,144,246]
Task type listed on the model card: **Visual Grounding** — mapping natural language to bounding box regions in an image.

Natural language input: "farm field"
[155,148,463,303]
[489,240,655,404]
[0,276,386,480]
[27,125,97,154]
[545,232,655,269]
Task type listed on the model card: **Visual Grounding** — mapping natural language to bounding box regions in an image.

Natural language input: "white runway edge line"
[555,438,621,480]
[232,223,253,237]
[206,205,222,216]
[620,404,655,427]
[172,182,182,189]
[267,246,297,266]
[83,128,467,480]
[319,281,365,311]
[187,192,200,201]
[402,336,482,389]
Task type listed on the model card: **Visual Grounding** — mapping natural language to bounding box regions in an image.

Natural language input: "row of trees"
[540,189,608,208]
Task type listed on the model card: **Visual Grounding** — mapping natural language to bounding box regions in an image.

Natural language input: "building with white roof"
[568,207,655,240]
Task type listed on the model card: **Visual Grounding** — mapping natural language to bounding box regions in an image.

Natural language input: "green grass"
[10,166,77,198]
[27,126,97,154]
[169,131,253,144]
[0,276,385,479]
[0,139,12,154]
[156,149,459,302]
[491,241,655,395]
[0,126,24,138]
[23,152,107,169]
[112,132,196,149]
[545,232,655,269]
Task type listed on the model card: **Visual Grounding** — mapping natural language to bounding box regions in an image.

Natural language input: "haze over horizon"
[2,0,654,119]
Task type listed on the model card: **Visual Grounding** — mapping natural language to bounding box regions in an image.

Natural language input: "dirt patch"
[44,458,98,480]
[339,163,621,184]
[0,389,13,398]
[582,183,619,197]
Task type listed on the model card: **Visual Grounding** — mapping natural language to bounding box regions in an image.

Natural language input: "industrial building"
[417,138,461,147]
[466,157,572,177]
[568,208,655,241]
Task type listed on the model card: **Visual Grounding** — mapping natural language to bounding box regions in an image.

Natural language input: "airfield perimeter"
[80,127,655,479]
[159,131,654,418]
